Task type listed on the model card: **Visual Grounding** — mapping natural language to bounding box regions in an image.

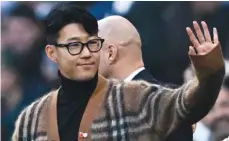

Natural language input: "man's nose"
[79,46,91,58]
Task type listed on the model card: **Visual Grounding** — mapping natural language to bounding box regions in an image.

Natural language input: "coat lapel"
[46,75,109,141]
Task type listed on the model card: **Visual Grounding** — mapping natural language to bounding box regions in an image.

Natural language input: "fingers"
[201,21,211,42]
[187,21,219,44]
[213,27,219,44]
[186,27,200,47]
[187,21,219,55]
[193,21,205,44]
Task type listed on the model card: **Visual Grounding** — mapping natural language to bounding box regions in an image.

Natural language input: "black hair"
[45,2,98,45]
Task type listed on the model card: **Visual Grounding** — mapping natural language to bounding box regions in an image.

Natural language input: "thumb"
[188,46,196,55]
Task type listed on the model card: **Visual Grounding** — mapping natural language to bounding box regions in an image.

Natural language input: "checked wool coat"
[12,43,225,141]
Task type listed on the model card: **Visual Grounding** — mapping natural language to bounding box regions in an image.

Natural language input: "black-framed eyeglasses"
[55,38,105,55]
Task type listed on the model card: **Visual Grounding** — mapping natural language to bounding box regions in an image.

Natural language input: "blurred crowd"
[1,1,229,141]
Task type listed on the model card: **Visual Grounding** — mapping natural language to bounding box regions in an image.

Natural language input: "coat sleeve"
[147,43,225,137]
[12,108,27,141]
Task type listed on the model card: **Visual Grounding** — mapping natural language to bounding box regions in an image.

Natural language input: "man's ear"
[45,45,58,63]
[107,44,118,65]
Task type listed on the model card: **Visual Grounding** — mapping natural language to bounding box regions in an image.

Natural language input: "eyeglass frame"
[54,38,105,56]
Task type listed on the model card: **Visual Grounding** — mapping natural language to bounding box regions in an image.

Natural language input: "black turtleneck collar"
[58,70,98,102]
[57,71,99,141]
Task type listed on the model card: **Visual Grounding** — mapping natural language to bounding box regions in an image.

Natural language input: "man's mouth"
[78,62,95,66]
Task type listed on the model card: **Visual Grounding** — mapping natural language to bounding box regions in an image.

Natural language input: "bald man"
[98,16,194,141]
[98,16,158,83]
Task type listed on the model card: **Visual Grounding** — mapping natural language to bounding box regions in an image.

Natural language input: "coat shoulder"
[12,90,54,141]
[15,90,54,124]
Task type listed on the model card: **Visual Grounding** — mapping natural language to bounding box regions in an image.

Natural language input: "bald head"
[98,15,141,47]
[98,16,144,80]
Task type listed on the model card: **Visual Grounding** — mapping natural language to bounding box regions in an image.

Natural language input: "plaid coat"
[12,43,225,141]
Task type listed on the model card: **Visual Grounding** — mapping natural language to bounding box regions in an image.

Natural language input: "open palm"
[186,21,218,56]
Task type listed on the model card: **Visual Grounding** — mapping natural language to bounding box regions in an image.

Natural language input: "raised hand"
[186,21,224,79]
[186,21,218,56]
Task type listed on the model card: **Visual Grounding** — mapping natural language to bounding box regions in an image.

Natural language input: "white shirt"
[193,122,211,141]
[124,67,145,82]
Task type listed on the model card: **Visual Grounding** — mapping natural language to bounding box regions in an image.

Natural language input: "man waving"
[12,3,225,141]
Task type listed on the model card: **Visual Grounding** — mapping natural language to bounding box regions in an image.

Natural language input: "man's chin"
[75,72,97,81]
